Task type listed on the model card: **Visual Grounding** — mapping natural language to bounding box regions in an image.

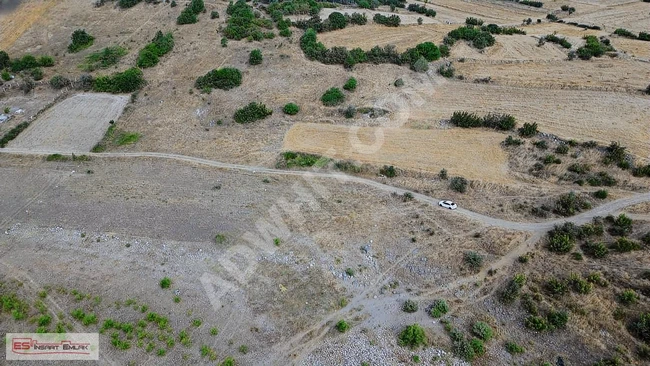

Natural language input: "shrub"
[618,289,639,305]
[446,26,496,49]
[234,102,272,124]
[466,17,483,26]
[408,4,436,17]
[613,237,640,252]
[335,319,349,332]
[328,12,348,30]
[30,68,43,81]
[525,315,548,331]
[430,299,449,318]
[137,32,174,68]
[0,50,9,69]
[519,0,543,7]
[464,251,483,270]
[398,324,427,349]
[569,273,592,294]
[49,75,70,89]
[283,103,299,115]
[195,67,242,91]
[119,0,141,8]
[68,29,94,53]
[211,10,219,19]
[518,122,538,137]
[614,28,637,39]
[630,313,650,342]
[450,176,468,193]
[609,213,633,236]
[93,68,145,93]
[343,77,357,91]
[38,56,54,67]
[394,78,404,87]
[450,111,481,128]
[321,87,345,106]
[83,46,128,71]
[403,299,419,313]
[249,49,263,65]
[583,241,608,258]
[411,56,429,72]
[555,144,569,154]
[379,165,397,177]
[177,8,198,25]
[541,34,572,48]
[503,135,523,146]
[438,64,454,77]
[554,191,591,217]
[373,13,401,27]
[160,277,172,289]
[505,341,525,354]
[546,278,568,296]
[472,322,493,341]
[593,189,608,199]
[576,35,614,60]
[547,310,568,329]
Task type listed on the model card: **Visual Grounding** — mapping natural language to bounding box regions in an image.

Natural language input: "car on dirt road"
[438,200,457,210]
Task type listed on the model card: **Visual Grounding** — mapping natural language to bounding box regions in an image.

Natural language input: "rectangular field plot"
[9,93,129,152]
[283,123,511,183]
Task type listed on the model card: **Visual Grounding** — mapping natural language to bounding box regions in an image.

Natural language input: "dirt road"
[2,148,649,234]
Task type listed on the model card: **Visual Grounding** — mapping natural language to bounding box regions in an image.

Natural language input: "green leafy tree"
[398,324,427,349]
[195,67,242,91]
[321,87,345,106]
[68,29,94,53]
[328,12,348,30]
[249,49,263,65]
[234,102,272,124]
[343,77,357,91]
[283,103,299,115]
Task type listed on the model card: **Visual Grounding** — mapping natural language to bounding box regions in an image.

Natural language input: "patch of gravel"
[300,327,466,366]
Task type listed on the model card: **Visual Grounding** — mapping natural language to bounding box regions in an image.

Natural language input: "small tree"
[328,12,348,30]
[450,176,468,193]
[233,102,272,124]
[429,299,448,318]
[283,103,299,115]
[417,17,423,25]
[68,29,94,53]
[398,324,427,349]
[412,56,429,72]
[321,87,345,106]
[335,320,349,332]
[518,122,538,137]
[249,49,262,65]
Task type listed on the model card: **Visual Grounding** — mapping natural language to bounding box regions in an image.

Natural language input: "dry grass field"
[283,122,511,183]
[9,93,128,151]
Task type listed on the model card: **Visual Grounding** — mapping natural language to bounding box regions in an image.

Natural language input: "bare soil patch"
[9,93,128,152]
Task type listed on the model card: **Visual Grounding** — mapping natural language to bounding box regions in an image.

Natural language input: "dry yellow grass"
[0,0,60,50]
[282,122,511,183]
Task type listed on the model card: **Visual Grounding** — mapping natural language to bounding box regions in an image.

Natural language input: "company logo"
[6,333,99,360]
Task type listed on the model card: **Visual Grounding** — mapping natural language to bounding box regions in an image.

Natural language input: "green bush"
[613,237,640,252]
[68,29,94,53]
[569,273,592,294]
[82,46,128,71]
[547,310,568,329]
[321,87,345,106]
[618,289,639,305]
[49,75,70,89]
[282,151,322,168]
[614,28,637,39]
[593,189,608,199]
[546,278,568,296]
[504,135,523,146]
[335,319,349,332]
[554,191,591,217]
[11,54,54,72]
[524,315,548,331]
[505,341,525,354]
[93,68,145,93]
[328,11,348,29]
[0,121,30,147]
[403,299,418,313]
[465,17,483,26]
[438,64,454,77]
[398,324,427,349]
[177,8,198,25]
[380,165,396,177]
[343,77,357,91]
[160,277,172,289]
[373,13,401,27]
[234,102,272,124]
[583,241,608,258]
[0,50,9,69]
[195,67,242,91]
[249,49,263,65]
[518,122,538,137]
[450,176,468,193]
[446,26,495,49]
[408,4,436,17]
[630,312,650,342]
[119,0,142,8]
[472,322,493,341]
[610,213,633,236]
[283,103,299,115]
[211,10,219,19]
[429,299,449,318]
[137,32,174,68]
[576,35,614,60]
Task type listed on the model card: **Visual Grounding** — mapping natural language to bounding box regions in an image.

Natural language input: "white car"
[438,200,457,210]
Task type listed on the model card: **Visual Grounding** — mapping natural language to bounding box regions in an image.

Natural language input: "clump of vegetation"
[160,277,172,289]
[518,122,538,137]
[403,299,419,313]
[506,341,525,354]
[445,26,496,49]
[321,87,345,106]
[450,176,468,193]
[68,29,94,53]
[408,4,436,17]
[281,151,323,168]
[398,324,427,349]
[343,77,357,91]
[472,322,493,341]
[93,68,145,93]
[195,67,242,91]
[450,112,517,130]
[373,13,401,27]
[335,319,349,332]
[177,0,204,25]
[234,102,272,124]
[464,251,483,271]
[283,103,300,115]
[618,289,639,306]
[81,46,128,71]
[553,191,591,217]
[438,64,454,77]
[465,17,483,26]
[137,31,174,68]
[576,35,614,60]
[0,122,30,148]
[430,299,449,318]
[500,274,526,303]
[249,49,263,65]
[540,34,572,49]
[223,0,271,40]
[629,312,650,343]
